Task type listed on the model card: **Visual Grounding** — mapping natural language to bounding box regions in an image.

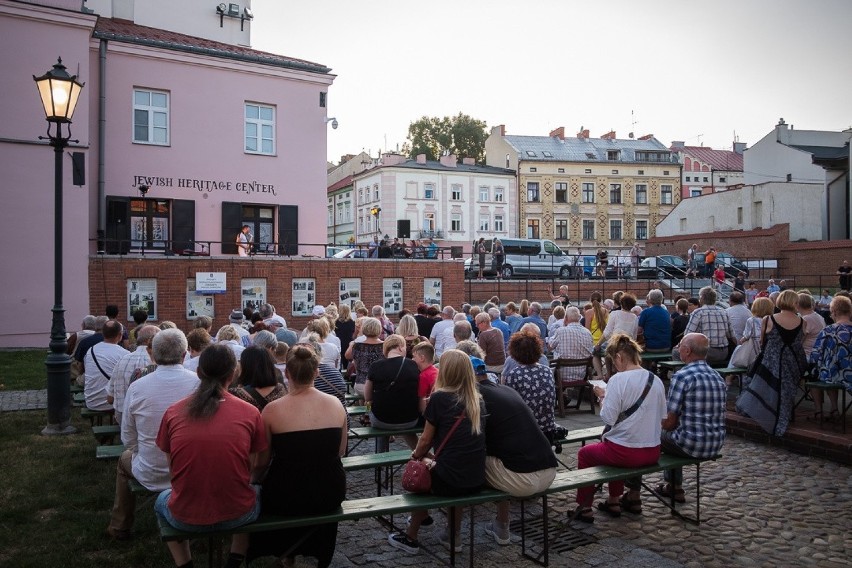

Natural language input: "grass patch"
[0,350,49,391]
[0,410,174,567]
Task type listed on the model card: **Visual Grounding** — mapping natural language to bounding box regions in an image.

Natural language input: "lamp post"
[370,206,381,236]
[34,58,84,435]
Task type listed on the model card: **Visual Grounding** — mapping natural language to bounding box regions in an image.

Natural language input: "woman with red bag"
[388,349,486,555]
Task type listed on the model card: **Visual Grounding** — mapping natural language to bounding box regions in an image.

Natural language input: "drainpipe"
[97,39,107,252]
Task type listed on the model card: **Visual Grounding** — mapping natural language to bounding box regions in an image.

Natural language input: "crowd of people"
[68,269,851,565]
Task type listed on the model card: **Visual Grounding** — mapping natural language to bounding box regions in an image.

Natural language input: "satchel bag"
[730,337,759,368]
[401,411,466,493]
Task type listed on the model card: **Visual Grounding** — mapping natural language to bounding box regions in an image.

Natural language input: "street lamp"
[34,57,84,435]
[370,205,381,235]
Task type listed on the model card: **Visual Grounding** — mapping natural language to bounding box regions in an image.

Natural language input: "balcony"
[417,229,444,239]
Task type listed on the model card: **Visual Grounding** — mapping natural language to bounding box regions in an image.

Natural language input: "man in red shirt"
[411,342,438,414]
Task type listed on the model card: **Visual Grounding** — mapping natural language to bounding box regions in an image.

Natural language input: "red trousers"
[575,439,660,507]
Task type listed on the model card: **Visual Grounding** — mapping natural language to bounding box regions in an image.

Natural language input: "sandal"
[619,494,642,514]
[569,506,594,524]
[596,501,621,518]
[655,483,686,503]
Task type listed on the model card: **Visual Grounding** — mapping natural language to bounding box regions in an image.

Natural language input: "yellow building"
[486,125,681,256]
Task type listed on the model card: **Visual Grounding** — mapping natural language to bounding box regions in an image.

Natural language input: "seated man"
[84,320,128,411]
[623,333,726,511]
[107,325,159,425]
[547,306,594,383]
[106,329,200,540]
[474,356,557,544]
[638,289,672,353]
[672,286,735,366]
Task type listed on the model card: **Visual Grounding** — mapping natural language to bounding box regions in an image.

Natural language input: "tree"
[405,113,488,163]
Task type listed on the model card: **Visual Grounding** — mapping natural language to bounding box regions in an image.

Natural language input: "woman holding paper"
[571,333,666,523]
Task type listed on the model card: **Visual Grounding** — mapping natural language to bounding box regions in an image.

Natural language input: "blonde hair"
[360,317,382,338]
[216,325,240,342]
[396,314,419,338]
[382,334,406,356]
[552,305,566,321]
[338,304,352,322]
[435,349,482,435]
[285,344,320,386]
[307,318,329,339]
[751,297,774,318]
[776,289,799,312]
[604,333,643,366]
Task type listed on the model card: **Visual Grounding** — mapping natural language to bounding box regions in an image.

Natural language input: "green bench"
[96,444,125,460]
[81,407,114,426]
[346,405,367,417]
[346,425,424,455]
[159,452,718,567]
[92,424,121,445]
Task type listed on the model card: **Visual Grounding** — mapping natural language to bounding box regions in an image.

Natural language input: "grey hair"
[454,340,484,359]
[371,305,385,317]
[529,302,542,315]
[487,307,500,320]
[565,306,582,322]
[94,315,109,331]
[297,334,323,356]
[442,306,456,317]
[82,315,97,330]
[453,320,472,341]
[520,322,541,336]
[259,303,273,318]
[253,330,277,350]
[699,286,717,306]
[453,313,467,322]
[647,289,664,306]
[152,328,188,365]
[136,325,160,347]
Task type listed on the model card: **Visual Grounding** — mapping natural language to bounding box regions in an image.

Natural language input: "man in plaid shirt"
[659,333,727,502]
[674,286,735,365]
[547,307,593,381]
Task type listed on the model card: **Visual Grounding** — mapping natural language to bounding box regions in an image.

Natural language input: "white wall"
[655,182,824,242]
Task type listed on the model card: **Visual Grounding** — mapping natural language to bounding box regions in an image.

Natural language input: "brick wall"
[89,257,465,329]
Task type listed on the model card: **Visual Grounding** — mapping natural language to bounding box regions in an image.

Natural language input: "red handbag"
[401,412,466,494]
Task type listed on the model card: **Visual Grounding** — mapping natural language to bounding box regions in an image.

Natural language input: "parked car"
[463,238,581,279]
[326,246,345,258]
[637,255,689,279]
[332,248,370,259]
[694,252,750,278]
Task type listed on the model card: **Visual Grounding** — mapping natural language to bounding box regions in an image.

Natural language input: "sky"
[252,0,852,164]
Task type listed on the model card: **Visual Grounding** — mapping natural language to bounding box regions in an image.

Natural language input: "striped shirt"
[666,361,727,458]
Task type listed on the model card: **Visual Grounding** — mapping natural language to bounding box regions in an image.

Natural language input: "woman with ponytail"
[154,344,268,568]
[388,349,486,555]
[247,344,347,568]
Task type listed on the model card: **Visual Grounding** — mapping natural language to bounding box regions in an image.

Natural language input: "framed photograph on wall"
[383,278,403,314]
[241,278,267,312]
[292,278,316,316]
[186,279,215,320]
[338,278,361,308]
[127,279,157,321]
[424,278,442,307]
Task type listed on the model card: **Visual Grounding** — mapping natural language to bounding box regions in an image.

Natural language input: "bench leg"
[642,462,703,525]
[520,495,550,567]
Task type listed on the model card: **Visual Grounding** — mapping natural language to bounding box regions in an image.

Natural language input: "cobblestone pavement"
[0,388,46,411]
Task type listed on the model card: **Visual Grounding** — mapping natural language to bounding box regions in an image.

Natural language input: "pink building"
[0,0,334,346]
[671,141,746,199]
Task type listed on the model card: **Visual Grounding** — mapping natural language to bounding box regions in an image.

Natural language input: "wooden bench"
[96,444,125,460]
[804,381,850,433]
[81,407,114,426]
[159,452,718,568]
[549,358,594,417]
[346,425,424,455]
[346,405,367,417]
[92,424,121,445]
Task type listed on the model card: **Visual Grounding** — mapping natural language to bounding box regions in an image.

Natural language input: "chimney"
[600,130,616,140]
[462,157,475,165]
[671,140,685,149]
[638,134,654,141]
[382,152,406,166]
[775,118,790,144]
[733,142,747,155]
[439,154,458,168]
[491,125,505,137]
[339,153,356,164]
[416,153,427,164]
[577,128,590,139]
[549,127,565,140]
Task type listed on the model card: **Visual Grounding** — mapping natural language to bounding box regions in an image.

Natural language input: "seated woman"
[395,314,428,358]
[306,318,340,370]
[365,334,421,450]
[593,293,638,378]
[388,349,486,555]
[154,344,268,568]
[572,333,666,523]
[247,344,348,568]
[808,295,852,420]
[344,317,384,400]
[502,329,559,440]
[230,346,287,411]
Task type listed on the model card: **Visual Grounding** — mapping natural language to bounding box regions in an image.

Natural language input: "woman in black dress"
[247,345,348,568]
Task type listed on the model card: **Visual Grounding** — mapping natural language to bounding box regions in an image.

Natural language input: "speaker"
[72,152,85,186]
[397,219,411,239]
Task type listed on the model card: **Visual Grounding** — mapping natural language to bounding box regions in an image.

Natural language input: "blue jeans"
[155,485,261,533]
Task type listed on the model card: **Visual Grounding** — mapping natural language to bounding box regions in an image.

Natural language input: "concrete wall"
[655,182,824,242]
[0,2,97,347]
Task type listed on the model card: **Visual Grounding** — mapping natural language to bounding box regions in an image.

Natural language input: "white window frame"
[423,212,435,231]
[494,187,504,202]
[451,184,462,200]
[661,184,673,204]
[555,182,568,203]
[479,186,489,202]
[133,88,169,145]
[635,184,648,204]
[424,183,435,200]
[582,183,595,203]
[479,214,490,231]
[244,102,275,155]
[494,214,504,232]
[451,214,462,232]
[526,218,540,239]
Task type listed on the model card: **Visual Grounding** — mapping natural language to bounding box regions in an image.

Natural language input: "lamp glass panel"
[35,79,54,118]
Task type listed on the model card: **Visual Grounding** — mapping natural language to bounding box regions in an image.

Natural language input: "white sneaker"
[483,521,511,546]
[438,530,462,553]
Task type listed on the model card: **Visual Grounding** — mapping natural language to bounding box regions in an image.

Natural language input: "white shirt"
[84,342,128,411]
[122,364,200,491]
[325,333,341,351]
[183,355,200,373]
[266,314,287,329]
[726,304,753,340]
[106,346,151,417]
[601,310,639,342]
[220,339,245,359]
[319,342,341,369]
[430,319,455,357]
[600,367,667,448]
[237,231,250,256]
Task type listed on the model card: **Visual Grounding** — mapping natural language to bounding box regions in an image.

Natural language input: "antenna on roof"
[629,110,637,139]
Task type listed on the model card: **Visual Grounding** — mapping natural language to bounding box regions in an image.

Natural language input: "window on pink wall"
[684,158,692,170]
[702,165,710,172]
